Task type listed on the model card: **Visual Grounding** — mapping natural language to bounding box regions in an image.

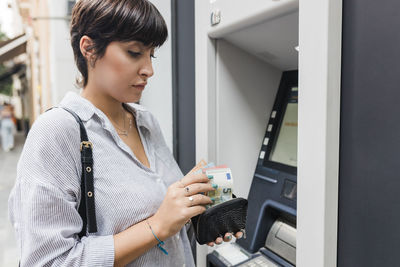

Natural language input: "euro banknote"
[188,160,234,208]
[205,167,233,208]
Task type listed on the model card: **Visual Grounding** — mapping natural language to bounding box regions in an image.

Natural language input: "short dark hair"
[70,0,168,87]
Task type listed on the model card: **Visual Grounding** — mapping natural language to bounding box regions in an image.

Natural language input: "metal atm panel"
[207,71,298,267]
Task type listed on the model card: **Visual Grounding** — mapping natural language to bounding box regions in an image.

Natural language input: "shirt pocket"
[155,146,175,168]
[153,145,184,187]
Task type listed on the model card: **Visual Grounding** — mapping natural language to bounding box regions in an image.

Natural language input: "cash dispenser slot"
[243,200,296,266]
[265,220,296,266]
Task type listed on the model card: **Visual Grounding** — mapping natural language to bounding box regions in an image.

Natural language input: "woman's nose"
[139,57,154,78]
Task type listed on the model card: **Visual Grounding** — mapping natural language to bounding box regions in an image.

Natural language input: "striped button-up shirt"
[8,92,195,267]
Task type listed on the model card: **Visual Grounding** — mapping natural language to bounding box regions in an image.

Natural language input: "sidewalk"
[0,132,25,267]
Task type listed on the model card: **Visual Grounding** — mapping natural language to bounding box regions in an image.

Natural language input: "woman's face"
[89,41,155,103]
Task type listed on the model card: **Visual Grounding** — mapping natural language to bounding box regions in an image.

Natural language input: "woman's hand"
[149,173,214,240]
[206,231,244,247]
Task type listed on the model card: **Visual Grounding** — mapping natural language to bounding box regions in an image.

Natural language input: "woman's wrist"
[147,215,168,241]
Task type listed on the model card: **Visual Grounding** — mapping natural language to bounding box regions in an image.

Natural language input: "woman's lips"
[132,84,146,91]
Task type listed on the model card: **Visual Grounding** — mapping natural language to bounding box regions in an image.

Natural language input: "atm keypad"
[237,255,278,267]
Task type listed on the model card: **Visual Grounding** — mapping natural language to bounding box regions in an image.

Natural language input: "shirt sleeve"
[8,109,115,267]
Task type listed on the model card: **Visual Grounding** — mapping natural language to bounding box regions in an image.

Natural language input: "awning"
[0,34,28,64]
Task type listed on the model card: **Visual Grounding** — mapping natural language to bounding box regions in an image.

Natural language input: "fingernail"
[212,183,218,189]
[210,197,216,202]
[207,175,214,179]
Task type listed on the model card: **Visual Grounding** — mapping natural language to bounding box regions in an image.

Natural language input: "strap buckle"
[80,141,93,151]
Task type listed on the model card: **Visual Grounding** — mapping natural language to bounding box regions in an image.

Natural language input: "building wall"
[47,0,79,105]
[17,0,51,121]
[35,0,52,111]
[0,0,24,37]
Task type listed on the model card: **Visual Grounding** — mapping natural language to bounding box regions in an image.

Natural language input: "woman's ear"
[79,35,95,66]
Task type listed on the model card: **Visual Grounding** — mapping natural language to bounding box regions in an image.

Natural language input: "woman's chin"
[124,94,142,104]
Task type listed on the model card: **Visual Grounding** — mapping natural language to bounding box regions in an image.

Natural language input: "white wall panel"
[140,0,173,151]
[216,40,281,198]
[297,0,342,266]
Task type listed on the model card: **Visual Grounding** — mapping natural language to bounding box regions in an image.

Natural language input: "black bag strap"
[46,107,97,238]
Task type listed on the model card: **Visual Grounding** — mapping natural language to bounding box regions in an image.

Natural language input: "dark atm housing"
[207,70,298,267]
[237,70,298,254]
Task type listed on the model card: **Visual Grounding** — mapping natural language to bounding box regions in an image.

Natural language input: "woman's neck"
[80,85,125,123]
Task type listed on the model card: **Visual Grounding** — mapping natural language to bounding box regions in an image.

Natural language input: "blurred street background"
[1,0,80,264]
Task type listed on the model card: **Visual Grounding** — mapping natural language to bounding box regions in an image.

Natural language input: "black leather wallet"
[191,197,248,245]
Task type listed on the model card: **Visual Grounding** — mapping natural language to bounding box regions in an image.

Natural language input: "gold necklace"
[109,107,133,137]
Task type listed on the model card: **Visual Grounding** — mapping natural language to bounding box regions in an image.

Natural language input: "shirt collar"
[59,91,152,131]
[124,102,152,131]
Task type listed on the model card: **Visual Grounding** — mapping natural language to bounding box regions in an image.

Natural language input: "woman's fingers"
[215,237,223,244]
[178,173,212,188]
[186,194,213,207]
[184,183,215,196]
[186,205,207,218]
[223,232,233,242]
[207,232,242,246]
[235,231,244,239]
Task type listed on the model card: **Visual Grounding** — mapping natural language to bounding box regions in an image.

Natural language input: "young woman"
[8,0,242,266]
[0,104,15,152]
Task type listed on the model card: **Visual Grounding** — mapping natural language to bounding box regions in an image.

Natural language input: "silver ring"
[188,196,194,206]
[185,187,190,193]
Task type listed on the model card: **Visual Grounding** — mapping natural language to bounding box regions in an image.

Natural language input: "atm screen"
[269,87,298,167]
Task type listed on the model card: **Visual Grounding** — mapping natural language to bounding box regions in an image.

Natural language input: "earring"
[89,56,95,68]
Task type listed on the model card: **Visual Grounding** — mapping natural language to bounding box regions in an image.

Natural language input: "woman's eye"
[128,51,141,58]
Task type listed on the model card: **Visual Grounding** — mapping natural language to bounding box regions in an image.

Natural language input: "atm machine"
[194,0,342,266]
[206,71,298,267]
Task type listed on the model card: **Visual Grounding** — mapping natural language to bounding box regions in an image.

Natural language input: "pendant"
[129,118,133,129]
[119,130,128,136]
